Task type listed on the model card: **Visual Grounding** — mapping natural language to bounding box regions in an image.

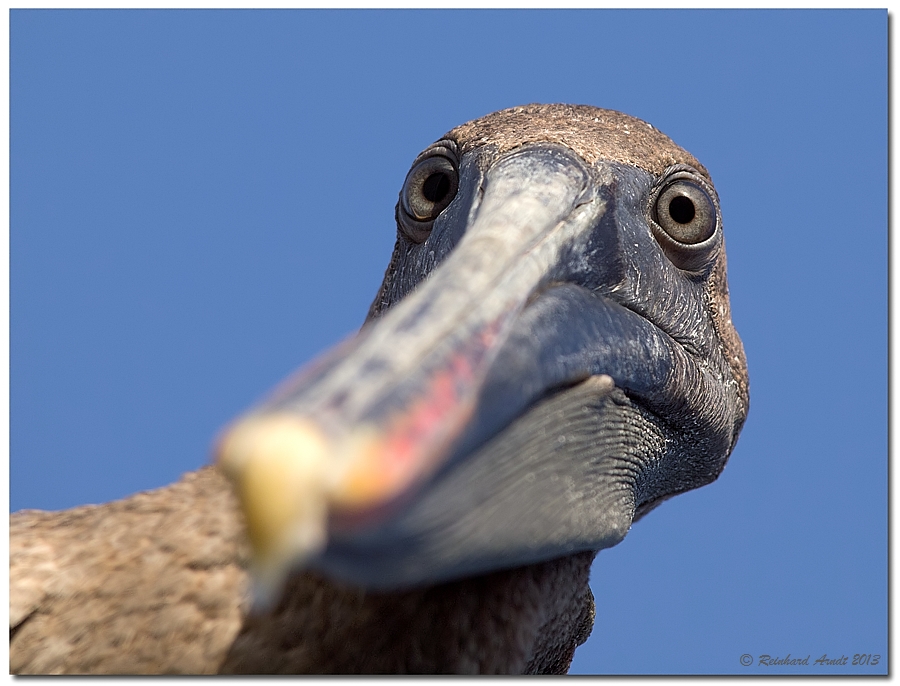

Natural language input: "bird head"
[215,104,749,601]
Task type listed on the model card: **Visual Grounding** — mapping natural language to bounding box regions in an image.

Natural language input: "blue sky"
[10,10,886,675]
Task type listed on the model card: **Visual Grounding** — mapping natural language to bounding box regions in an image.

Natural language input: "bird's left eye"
[648,169,720,272]
[653,180,716,245]
[398,153,459,243]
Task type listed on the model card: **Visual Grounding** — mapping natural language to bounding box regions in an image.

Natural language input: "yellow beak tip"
[215,415,332,581]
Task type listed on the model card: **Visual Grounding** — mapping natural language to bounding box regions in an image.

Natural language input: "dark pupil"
[422,172,450,203]
[669,195,695,224]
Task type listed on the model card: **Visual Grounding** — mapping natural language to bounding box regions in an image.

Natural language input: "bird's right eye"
[398,152,459,243]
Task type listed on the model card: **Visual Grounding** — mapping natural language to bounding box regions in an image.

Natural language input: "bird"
[9,103,748,674]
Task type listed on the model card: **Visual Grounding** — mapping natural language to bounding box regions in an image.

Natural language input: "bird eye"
[653,181,716,245]
[398,152,459,243]
[648,169,721,273]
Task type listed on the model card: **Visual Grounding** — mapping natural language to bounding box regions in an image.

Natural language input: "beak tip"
[215,415,332,590]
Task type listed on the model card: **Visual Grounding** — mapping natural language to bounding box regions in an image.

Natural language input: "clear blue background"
[10,10,887,675]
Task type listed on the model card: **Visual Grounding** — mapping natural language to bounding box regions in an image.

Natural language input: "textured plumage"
[10,104,747,674]
[10,467,593,674]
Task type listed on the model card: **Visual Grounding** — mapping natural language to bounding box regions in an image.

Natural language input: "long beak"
[217,145,636,597]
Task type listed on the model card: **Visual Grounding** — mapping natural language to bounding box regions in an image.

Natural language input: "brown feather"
[11,466,595,674]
